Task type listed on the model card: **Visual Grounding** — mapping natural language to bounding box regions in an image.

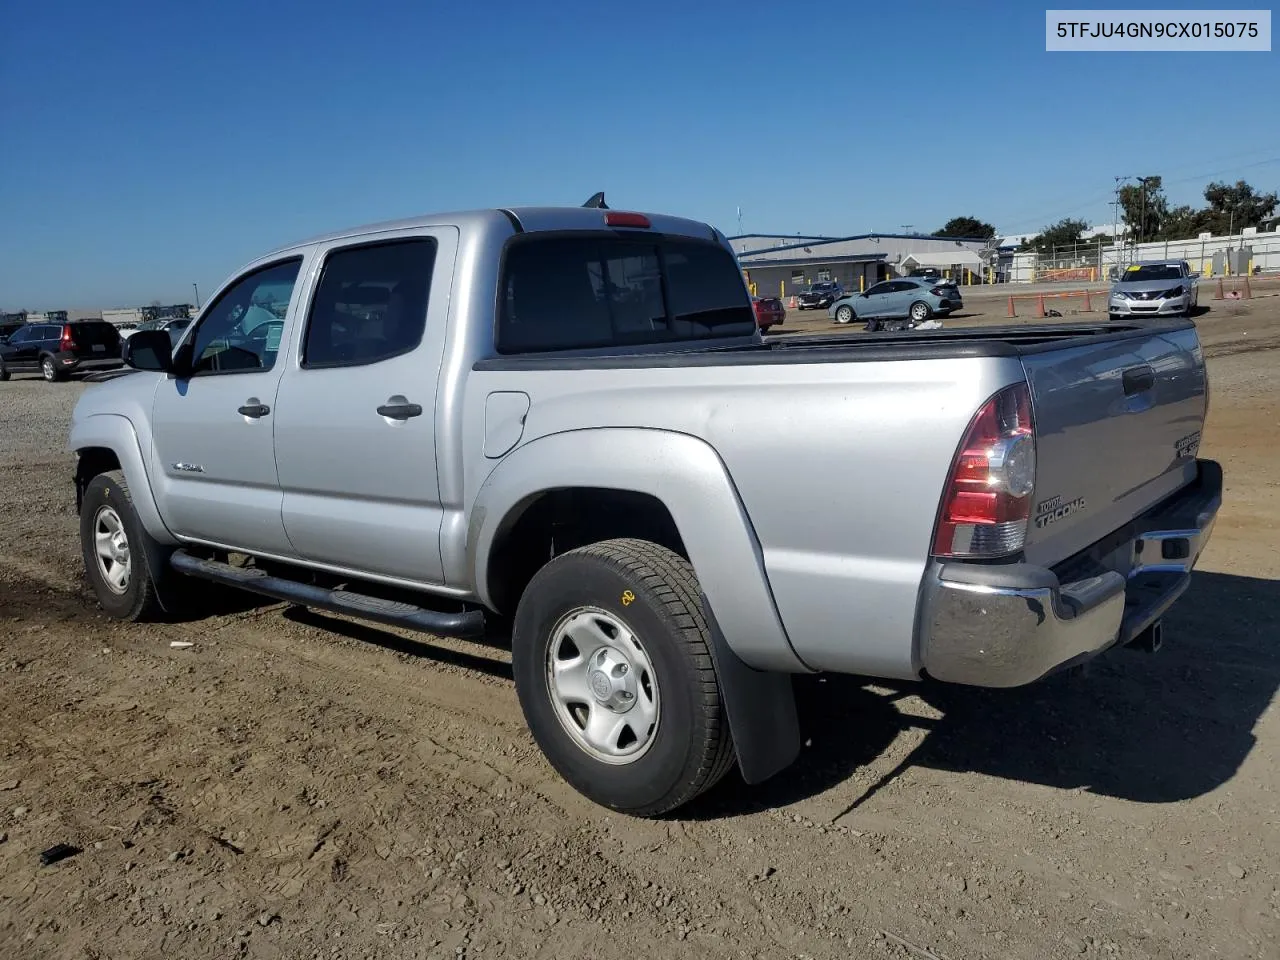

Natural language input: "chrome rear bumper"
[918,459,1222,687]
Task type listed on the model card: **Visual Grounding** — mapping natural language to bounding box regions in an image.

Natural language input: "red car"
[751,296,786,332]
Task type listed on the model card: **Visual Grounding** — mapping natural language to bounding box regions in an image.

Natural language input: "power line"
[999,158,1280,236]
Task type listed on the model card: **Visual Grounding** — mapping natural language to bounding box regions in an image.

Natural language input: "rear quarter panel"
[458,354,1025,679]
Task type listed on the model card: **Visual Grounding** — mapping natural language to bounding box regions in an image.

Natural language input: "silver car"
[1109,259,1199,320]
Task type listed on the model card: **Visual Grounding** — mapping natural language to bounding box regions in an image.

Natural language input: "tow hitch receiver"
[1126,619,1163,653]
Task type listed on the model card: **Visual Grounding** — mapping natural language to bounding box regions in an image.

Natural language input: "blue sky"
[1,0,1276,308]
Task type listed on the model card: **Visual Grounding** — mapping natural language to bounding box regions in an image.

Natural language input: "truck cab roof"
[261,206,723,261]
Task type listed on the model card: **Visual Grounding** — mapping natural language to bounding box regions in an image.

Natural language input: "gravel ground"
[1,300,1278,960]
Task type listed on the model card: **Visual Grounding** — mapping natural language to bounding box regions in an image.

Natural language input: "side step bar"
[169,550,486,639]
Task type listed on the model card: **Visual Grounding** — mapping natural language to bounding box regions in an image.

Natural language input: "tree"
[1023,217,1090,254]
[1201,179,1278,235]
[935,216,996,239]
[1119,176,1167,244]
[1160,204,1212,241]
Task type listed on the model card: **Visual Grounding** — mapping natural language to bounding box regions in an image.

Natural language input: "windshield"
[807,283,836,292]
[1120,264,1182,283]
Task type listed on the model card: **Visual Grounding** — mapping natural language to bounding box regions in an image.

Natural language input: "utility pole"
[192,283,201,310]
[1137,175,1158,247]
[900,224,914,235]
[1112,175,1133,272]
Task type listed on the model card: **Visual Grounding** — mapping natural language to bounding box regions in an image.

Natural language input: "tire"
[0,359,8,382]
[909,301,932,323]
[834,304,855,324]
[40,354,63,382]
[511,538,735,817]
[79,470,170,622]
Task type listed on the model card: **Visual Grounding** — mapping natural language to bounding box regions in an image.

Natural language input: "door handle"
[377,397,423,420]
[238,401,271,418]
[1122,364,1155,396]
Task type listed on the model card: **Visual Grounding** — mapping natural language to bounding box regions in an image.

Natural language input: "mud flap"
[699,592,801,784]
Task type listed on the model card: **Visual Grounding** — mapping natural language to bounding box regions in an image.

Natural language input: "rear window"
[496,235,755,354]
[75,322,121,343]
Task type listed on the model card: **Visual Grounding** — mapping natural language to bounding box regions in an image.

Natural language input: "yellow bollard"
[780,280,785,298]
[859,275,865,292]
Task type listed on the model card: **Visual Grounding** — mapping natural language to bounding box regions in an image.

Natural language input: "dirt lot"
[2,294,1278,960]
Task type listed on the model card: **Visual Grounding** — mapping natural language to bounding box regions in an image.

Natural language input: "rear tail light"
[59,325,76,350]
[932,382,1037,558]
[930,286,944,296]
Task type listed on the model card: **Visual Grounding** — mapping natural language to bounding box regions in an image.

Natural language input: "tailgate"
[73,323,122,351]
[1020,323,1207,567]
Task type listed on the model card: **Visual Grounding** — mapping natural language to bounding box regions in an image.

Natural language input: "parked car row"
[0,319,126,382]
[0,316,198,383]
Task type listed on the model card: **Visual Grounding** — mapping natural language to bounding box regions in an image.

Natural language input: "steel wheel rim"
[93,505,131,595]
[911,302,929,320]
[545,606,660,765]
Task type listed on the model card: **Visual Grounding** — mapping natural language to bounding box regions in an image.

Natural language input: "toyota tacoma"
[67,197,1221,817]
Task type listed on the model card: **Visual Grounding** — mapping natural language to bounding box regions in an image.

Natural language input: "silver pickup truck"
[67,198,1222,817]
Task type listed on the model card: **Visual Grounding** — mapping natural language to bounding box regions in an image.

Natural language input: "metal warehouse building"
[730,232,992,299]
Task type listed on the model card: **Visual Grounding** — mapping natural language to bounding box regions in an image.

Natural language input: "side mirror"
[122,329,173,372]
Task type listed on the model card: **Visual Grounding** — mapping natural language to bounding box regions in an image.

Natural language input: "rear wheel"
[511,538,735,817]
[834,304,855,324]
[909,301,932,323]
[0,359,8,382]
[41,355,63,382]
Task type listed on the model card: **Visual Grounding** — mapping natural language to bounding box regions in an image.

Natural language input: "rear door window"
[497,235,754,354]
[302,238,438,368]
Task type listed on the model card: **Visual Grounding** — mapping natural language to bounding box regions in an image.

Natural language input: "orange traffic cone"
[1006,296,1017,318]
[1035,294,1046,318]
[1243,276,1253,299]
[1214,277,1225,299]
[1084,289,1093,311]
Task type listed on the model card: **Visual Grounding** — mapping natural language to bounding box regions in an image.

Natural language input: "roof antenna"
[582,191,609,209]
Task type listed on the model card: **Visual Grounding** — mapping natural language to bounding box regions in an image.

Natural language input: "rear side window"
[302,238,437,369]
[496,235,754,354]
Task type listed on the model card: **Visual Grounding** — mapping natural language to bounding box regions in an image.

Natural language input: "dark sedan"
[795,281,844,310]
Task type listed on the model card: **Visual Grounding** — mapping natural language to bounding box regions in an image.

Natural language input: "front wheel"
[80,471,170,621]
[909,301,932,323]
[511,538,735,817]
[834,304,855,324]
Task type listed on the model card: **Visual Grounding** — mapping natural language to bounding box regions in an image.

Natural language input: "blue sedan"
[828,277,963,329]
